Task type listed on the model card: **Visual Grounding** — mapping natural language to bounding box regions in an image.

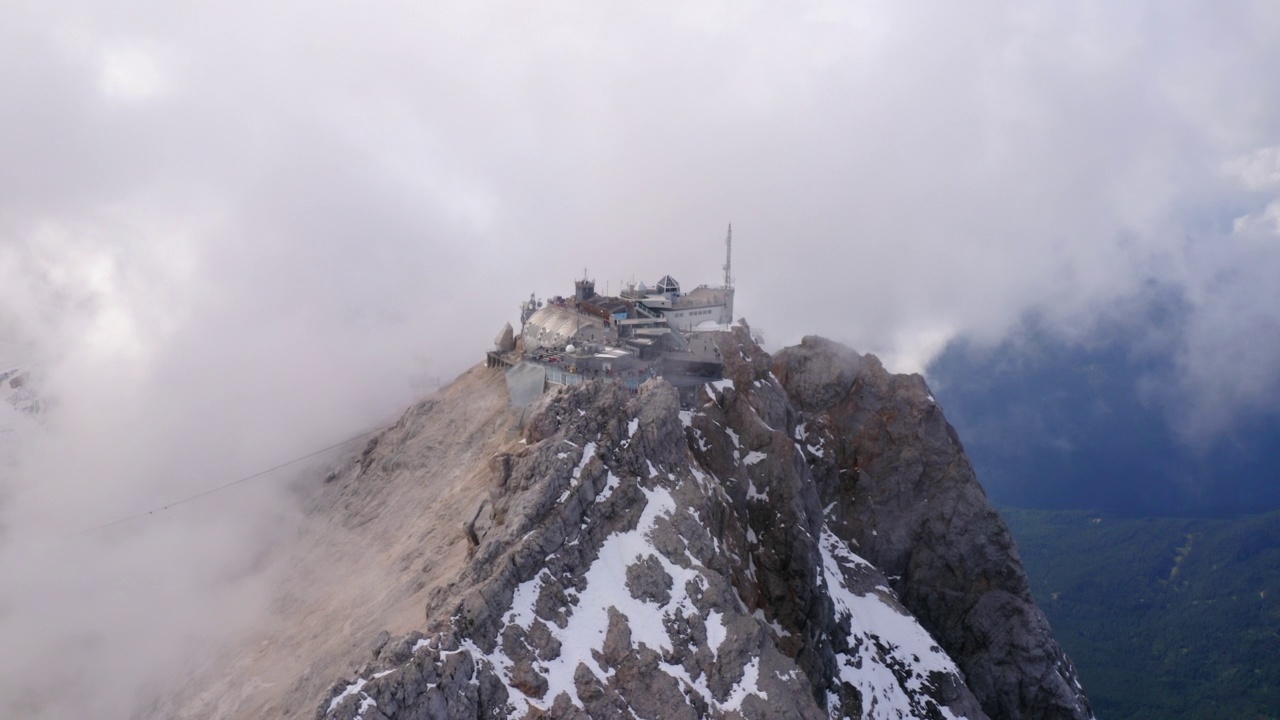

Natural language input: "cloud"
[1,0,1278,715]
[1163,193,1280,440]
[1224,145,1280,192]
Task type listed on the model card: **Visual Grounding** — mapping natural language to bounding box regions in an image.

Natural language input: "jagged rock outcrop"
[316,330,1093,720]
[773,337,1091,719]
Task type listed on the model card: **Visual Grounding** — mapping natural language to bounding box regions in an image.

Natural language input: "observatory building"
[488,227,739,406]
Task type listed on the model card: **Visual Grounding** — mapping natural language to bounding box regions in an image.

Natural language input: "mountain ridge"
[309,328,1092,719]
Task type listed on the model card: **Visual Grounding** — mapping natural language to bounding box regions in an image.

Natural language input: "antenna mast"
[723,223,734,289]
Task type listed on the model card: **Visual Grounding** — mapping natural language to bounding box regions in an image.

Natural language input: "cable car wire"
[75,428,378,536]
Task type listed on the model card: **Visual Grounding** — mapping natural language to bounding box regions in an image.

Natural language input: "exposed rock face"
[316,330,1092,720]
[773,336,1092,720]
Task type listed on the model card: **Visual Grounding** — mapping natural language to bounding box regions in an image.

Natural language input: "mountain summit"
[312,328,1092,720]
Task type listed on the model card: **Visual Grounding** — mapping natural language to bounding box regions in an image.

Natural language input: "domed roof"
[522,305,602,352]
[656,275,680,294]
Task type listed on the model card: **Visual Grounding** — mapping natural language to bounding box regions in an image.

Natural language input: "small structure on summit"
[487,226,739,407]
[494,322,516,353]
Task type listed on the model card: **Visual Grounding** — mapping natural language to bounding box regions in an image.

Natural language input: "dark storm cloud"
[1,1,1278,716]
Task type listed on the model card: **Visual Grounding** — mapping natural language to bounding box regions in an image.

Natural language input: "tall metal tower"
[723,223,734,289]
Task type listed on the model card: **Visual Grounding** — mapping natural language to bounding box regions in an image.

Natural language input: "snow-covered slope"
[309,328,1091,720]
[320,383,981,719]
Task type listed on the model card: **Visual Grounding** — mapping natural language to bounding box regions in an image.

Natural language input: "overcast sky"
[1,1,1279,716]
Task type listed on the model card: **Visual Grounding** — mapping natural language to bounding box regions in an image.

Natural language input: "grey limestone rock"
[625,554,673,605]
[774,335,1093,720]
[317,331,1090,720]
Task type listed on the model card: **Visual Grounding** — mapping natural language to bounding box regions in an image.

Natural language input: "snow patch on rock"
[821,527,963,720]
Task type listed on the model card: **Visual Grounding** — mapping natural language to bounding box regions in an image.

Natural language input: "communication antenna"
[723,223,734,289]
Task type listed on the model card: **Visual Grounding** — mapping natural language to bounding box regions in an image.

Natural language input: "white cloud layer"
[1,0,1279,716]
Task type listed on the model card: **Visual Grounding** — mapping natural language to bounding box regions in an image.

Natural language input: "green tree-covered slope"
[1003,509,1280,720]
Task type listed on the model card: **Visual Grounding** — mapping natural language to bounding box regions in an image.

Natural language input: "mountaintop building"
[488,227,738,406]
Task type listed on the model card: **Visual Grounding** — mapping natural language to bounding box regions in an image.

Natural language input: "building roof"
[617,317,669,326]
[582,296,631,315]
[656,275,680,294]
[522,305,602,352]
[671,285,732,309]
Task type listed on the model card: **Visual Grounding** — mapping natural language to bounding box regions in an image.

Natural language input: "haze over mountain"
[1,0,1279,716]
[153,330,1094,720]
[929,318,1280,517]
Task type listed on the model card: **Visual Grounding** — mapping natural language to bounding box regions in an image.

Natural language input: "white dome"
[521,306,603,353]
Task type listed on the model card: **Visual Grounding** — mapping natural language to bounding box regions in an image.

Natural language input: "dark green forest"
[1003,508,1280,720]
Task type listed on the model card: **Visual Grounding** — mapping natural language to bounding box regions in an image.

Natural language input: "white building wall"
[663,304,729,331]
[639,285,734,330]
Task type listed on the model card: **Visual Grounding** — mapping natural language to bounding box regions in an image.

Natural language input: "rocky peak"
[316,330,1092,720]
[774,335,1092,720]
